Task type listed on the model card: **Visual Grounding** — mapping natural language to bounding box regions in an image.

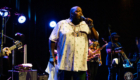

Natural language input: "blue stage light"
[18,16,26,23]
[0,11,9,17]
[0,11,3,16]
[49,21,56,28]
[4,12,8,17]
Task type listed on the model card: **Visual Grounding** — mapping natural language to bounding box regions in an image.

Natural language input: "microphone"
[15,32,23,36]
[81,15,93,23]
[81,15,86,21]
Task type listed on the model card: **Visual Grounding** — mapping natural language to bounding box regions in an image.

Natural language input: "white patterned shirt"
[49,19,91,71]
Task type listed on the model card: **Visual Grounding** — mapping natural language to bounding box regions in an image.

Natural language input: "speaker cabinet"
[8,70,37,80]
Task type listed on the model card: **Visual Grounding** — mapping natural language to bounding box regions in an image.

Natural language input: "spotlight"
[3,12,8,17]
[49,21,56,28]
[18,15,26,23]
[0,11,3,16]
[0,9,9,17]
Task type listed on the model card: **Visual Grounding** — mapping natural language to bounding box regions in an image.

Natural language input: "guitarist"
[106,32,128,80]
[0,47,11,80]
[0,47,11,57]
[87,39,102,80]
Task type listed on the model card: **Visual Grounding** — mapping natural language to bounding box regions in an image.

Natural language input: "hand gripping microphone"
[81,15,86,21]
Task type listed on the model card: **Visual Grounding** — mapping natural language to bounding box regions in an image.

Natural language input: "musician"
[49,6,99,80]
[0,47,11,80]
[87,39,102,80]
[106,32,130,80]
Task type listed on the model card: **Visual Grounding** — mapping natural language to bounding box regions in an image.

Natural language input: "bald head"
[70,6,81,14]
[70,6,83,19]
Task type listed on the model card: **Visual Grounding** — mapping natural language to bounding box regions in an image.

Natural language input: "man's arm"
[106,48,122,54]
[89,27,99,40]
[49,40,56,65]
[98,51,101,60]
[85,18,99,40]
[98,51,102,66]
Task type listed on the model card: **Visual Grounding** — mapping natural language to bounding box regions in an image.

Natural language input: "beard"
[72,16,83,25]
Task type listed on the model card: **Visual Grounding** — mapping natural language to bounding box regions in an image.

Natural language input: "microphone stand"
[0,15,5,79]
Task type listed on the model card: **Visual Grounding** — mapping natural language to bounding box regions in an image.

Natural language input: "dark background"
[0,0,140,80]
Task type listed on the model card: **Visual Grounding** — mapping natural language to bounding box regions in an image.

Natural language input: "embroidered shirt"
[49,19,91,71]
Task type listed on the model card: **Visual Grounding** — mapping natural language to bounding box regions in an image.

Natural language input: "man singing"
[49,6,99,80]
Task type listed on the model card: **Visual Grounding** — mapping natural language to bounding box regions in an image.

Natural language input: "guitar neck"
[9,45,17,51]
[98,43,108,51]
[0,41,22,57]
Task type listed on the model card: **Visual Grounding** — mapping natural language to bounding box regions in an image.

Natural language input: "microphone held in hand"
[81,15,94,27]
[81,15,86,21]
[81,15,93,23]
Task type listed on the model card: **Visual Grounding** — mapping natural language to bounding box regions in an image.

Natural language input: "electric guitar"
[88,38,108,61]
[0,40,22,57]
[88,43,108,61]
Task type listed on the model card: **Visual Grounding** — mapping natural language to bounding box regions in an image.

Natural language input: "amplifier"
[8,69,37,80]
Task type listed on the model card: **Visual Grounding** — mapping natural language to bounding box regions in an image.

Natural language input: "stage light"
[4,11,8,17]
[0,11,3,16]
[49,21,56,28]
[0,10,9,17]
[18,15,26,23]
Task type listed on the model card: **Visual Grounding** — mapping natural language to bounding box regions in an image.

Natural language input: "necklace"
[73,25,81,37]
[68,19,81,37]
